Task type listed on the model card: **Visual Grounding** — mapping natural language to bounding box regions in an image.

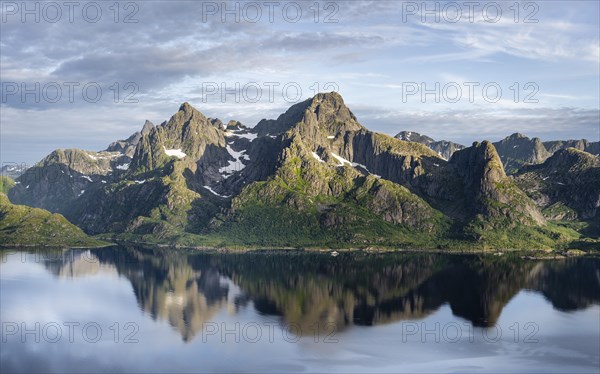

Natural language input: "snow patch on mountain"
[219,145,249,176]
[331,153,352,166]
[331,153,380,178]
[225,130,258,141]
[163,147,187,159]
[311,152,325,163]
[203,185,231,198]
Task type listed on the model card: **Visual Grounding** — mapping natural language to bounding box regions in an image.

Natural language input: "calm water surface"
[1,246,599,373]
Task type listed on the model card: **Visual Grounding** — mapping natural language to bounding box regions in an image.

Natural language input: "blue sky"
[1,0,599,165]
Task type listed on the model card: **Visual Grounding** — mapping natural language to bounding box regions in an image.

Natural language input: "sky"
[1,0,599,165]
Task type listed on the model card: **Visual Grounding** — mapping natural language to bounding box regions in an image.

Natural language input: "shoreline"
[2,238,594,259]
[86,238,595,259]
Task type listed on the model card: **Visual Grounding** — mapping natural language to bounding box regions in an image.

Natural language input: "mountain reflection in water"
[39,246,600,342]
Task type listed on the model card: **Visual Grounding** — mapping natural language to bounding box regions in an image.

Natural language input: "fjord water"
[1,247,598,373]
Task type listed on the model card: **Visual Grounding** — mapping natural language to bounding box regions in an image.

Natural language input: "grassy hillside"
[0,176,16,194]
[0,193,107,247]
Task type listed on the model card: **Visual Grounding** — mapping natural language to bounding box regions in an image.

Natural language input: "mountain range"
[395,131,465,160]
[4,92,600,250]
[395,131,599,174]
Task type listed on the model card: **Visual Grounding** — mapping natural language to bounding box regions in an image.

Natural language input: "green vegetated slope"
[0,176,16,194]
[0,193,106,247]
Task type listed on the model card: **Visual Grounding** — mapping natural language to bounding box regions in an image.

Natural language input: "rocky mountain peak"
[172,102,208,125]
[304,92,361,131]
[449,141,544,225]
[544,147,600,171]
[226,120,246,130]
[179,102,194,112]
[395,131,434,144]
[128,103,225,173]
[508,132,526,140]
[106,120,156,158]
[254,92,362,137]
[493,133,551,173]
[141,120,154,135]
[449,141,504,199]
[209,118,224,129]
[452,141,506,184]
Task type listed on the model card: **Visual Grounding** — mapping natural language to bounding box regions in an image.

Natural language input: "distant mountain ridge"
[394,131,465,160]
[7,93,599,250]
[514,148,600,220]
[394,131,599,174]
[0,164,28,179]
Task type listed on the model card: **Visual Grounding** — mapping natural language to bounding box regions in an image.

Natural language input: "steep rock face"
[514,148,600,219]
[449,141,507,198]
[492,133,551,174]
[349,131,442,188]
[395,131,465,160]
[106,120,154,157]
[438,141,545,226]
